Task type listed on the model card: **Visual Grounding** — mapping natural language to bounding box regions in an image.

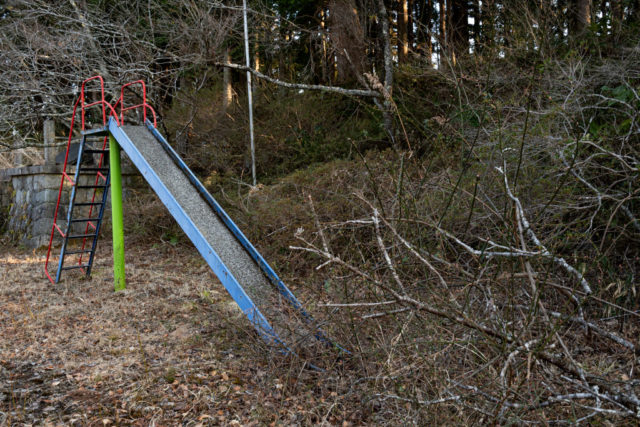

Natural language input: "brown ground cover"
[0,243,361,426]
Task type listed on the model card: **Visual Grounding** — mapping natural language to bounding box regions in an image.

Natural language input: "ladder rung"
[75,185,108,189]
[74,202,103,206]
[61,264,90,271]
[68,233,97,239]
[81,127,109,137]
[84,149,109,154]
[63,249,93,255]
[70,218,98,223]
[79,167,110,172]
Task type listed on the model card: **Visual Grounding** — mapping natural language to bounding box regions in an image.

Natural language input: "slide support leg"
[109,134,126,291]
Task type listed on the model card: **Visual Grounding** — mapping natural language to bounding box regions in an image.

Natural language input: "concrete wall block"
[32,203,57,221]
[59,191,69,205]
[34,174,62,191]
[12,177,21,191]
[31,218,53,236]
[34,190,49,204]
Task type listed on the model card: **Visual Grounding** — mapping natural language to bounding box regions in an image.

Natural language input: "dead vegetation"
[0,243,368,425]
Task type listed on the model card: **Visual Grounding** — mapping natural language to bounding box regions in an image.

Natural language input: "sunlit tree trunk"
[569,0,591,36]
[398,0,409,62]
[223,47,232,112]
[320,8,329,83]
[439,0,447,59]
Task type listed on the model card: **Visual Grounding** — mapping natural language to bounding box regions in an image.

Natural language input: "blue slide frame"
[107,118,344,353]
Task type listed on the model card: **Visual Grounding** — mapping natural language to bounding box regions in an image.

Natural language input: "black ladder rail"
[84,159,111,277]
[54,135,110,282]
[56,135,87,281]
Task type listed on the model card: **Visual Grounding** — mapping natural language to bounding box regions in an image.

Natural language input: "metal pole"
[109,134,126,291]
[243,0,256,186]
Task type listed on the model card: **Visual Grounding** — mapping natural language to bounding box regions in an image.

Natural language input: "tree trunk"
[479,0,495,53]
[376,0,394,142]
[471,0,480,51]
[320,8,329,84]
[407,0,414,55]
[439,0,447,58]
[223,47,232,112]
[611,0,623,39]
[451,0,469,58]
[417,0,433,60]
[632,0,640,26]
[398,0,409,62]
[569,0,591,36]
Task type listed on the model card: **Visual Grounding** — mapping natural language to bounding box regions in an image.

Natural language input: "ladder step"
[79,167,110,172]
[75,184,108,189]
[84,149,109,154]
[81,127,109,137]
[70,218,97,223]
[61,264,90,271]
[74,202,103,206]
[68,233,97,239]
[63,249,93,255]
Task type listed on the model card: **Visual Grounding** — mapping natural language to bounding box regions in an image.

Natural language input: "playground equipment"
[44,76,338,353]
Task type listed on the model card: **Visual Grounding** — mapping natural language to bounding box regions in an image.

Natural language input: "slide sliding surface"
[109,120,325,353]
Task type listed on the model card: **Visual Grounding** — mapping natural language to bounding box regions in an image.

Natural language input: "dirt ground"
[0,242,362,426]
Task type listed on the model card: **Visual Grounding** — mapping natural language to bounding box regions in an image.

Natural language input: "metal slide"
[107,118,333,352]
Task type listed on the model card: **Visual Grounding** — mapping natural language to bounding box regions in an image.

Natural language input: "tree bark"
[633,0,640,25]
[398,0,409,62]
[377,0,394,141]
[451,0,469,57]
[216,62,380,97]
[439,0,447,58]
[479,0,495,53]
[611,0,623,39]
[569,0,591,36]
[222,47,232,112]
[416,0,433,60]
[471,0,480,50]
[320,8,329,83]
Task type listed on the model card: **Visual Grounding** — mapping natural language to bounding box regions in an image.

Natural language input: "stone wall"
[0,165,141,248]
[0,174,13,235]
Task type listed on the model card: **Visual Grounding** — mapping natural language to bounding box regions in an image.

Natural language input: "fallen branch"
[215,62,380,98]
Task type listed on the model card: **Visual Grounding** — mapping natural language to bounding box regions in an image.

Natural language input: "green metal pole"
[109,134,126,291]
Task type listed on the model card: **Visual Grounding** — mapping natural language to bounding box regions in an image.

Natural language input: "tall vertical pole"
[109,134,126,291]
[243,0,257,186]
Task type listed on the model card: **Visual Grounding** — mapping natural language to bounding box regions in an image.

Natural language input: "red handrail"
[120,80,157,127]
[45,76,122,284]
[45,94,82,284]
[46,75,157,284]
[80,76,106,130]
